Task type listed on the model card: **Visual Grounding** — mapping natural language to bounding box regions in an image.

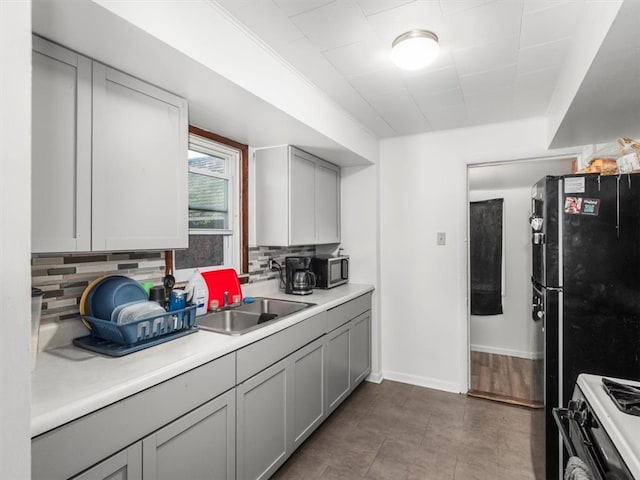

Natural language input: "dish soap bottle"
[186,269,208,316]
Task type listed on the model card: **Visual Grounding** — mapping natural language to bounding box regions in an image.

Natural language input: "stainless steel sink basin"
[197,297,315,335]
[234,297,315,317]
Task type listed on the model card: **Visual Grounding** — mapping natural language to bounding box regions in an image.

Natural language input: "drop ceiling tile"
[517,37,571,75]
[520,1,581,48]
[366,1,446,47]
[273,0,335,16]
[323,37,390,77]
[459,64,517,96]
[355,0,414,16]
[213,0,261,14]
[515,65,561,91]
[367,88,431,134]
[443,0,524,50]
[438,0,496,16]
[412,87,469,130]
[347,68,406,97]
[514,67,559,118]
[424,101,469,130]
[464,87,514,125]
[278,37,396,136]
[453,36,520,76]
[290,0,375,51]
[220,0,305,47]
[404,65,462,96]
[325,82,397,136]
[523,0,577,15]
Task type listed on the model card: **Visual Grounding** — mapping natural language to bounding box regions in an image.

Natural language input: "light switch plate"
[437,232,446,245]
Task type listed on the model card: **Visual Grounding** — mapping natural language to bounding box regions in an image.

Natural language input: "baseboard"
[366,371,383,384]
[470,344,543,360]
[382,370,464,394]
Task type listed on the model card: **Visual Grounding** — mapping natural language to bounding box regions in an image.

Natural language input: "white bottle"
[186,269,208,316]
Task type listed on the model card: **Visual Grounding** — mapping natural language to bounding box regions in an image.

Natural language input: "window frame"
[168,126,248,281]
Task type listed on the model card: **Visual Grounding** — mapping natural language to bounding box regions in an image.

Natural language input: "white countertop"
[31,282,374,437]
[577,374,640,479]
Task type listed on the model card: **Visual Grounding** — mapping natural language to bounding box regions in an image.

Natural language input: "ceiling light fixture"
[391,29,440,71]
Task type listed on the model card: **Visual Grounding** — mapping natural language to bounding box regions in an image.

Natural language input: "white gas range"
[555,373,640,479]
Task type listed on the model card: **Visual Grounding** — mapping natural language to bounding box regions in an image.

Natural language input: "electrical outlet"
[437,232,446,246]
[268,259,275,270]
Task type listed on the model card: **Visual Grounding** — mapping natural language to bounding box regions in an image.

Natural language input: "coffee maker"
[284,256,316,295]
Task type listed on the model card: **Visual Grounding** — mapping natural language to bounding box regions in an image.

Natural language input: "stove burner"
[602,378,640,417]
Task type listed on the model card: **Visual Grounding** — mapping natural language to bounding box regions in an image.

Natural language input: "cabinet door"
[92,63,188,251]
[326,322,351,413]
[350,311,371,388]
[289,148,316,245]
[32,36,92,253]
[237,360,288,480]
[71,443,142,480]
[142,389,235,480]
[288,336,326,451]
[316,160,340,244]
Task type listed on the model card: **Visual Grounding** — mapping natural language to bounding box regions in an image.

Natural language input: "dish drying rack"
[73,305,198,356]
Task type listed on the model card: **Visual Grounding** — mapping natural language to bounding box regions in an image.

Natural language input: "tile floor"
[272,380,543,480]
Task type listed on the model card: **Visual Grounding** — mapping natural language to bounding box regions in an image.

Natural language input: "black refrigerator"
[530,173,640,480]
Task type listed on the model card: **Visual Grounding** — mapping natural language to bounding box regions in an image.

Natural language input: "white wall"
[469,186,538,359]
[0,1,32,478]
[379,117,580,393]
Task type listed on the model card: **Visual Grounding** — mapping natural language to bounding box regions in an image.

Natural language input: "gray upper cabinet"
[91,63,188,251]
[315,160,341,244]
[32,36,92,253]
[31,36,188,253]
[255,145,340,246]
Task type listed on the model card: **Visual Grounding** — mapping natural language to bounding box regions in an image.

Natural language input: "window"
[174,127,247,282]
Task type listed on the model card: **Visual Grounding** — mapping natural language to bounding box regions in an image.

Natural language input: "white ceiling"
[213,0,583,138]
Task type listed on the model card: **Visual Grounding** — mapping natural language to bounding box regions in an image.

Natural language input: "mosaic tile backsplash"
[32,245,316,325]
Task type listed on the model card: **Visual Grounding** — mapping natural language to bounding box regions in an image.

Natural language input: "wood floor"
[272,380,543,479]
[469,351,543,407]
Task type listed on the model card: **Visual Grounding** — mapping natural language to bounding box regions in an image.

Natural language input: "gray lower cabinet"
[34,294,372,480]
[350,311,372,387]
[288,336,326,450]
[71,443,142,480]
[326,322,351,413]
[142,389,236,480]
[236,335,327,480]
[326,294,373,414]
[70,390,236,480]
[236,359,289,480]
[32,353,235,480]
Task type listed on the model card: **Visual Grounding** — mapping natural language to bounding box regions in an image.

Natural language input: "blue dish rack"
[73,305,198,356]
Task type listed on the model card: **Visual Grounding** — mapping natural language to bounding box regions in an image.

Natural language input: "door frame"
[465,155,576,396]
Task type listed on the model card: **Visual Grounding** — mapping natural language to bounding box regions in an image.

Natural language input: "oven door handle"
[553,407,607,480]
[552,407,578,457]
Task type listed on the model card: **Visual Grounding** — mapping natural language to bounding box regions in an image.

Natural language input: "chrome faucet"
[223,291,229,308]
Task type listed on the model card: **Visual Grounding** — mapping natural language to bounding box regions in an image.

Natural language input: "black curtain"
[470,198,504,315]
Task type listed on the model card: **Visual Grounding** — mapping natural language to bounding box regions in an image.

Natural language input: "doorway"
[467,157,573,407]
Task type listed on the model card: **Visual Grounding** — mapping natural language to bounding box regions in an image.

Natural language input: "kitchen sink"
[197,297,315,335]
[234,297,315,317]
